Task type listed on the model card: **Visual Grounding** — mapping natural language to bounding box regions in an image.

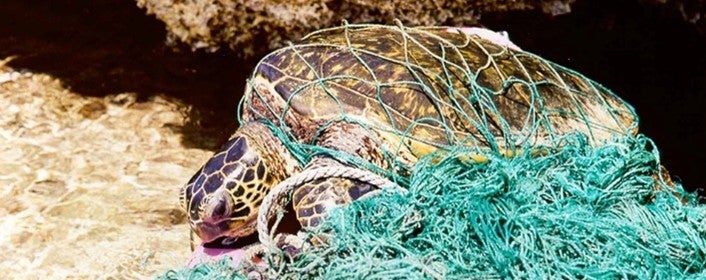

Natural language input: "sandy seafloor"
[0,57,213,279]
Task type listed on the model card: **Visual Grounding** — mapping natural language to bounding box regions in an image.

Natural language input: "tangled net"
[159,23,706,279]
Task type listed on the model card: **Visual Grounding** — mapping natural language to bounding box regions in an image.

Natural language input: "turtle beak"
[194,217,254,245]
[195,190,237,243]
[195,218,233,244]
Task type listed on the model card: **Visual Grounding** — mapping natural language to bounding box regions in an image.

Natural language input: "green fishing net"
[161,134,706,279]
[159,23,706,279]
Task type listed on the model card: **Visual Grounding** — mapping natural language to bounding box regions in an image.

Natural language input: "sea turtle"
[181,23,637,246]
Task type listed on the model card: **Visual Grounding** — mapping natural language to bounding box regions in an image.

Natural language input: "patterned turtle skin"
[181,24,637,246]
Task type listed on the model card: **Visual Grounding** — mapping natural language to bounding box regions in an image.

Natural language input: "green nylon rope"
[160,133,706,279]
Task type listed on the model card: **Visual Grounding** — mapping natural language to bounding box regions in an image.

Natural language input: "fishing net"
[159,23,706,279]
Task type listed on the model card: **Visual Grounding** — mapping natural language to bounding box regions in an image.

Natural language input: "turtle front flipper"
[291,158,378,229]
[290,122,396,230]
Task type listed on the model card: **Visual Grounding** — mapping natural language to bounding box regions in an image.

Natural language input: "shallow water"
[0,62,212,278]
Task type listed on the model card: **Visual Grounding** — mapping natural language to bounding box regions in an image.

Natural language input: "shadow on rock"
[0,0,254,150]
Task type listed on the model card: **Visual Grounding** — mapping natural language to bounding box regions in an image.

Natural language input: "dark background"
[1,0,703,194]
[485,1,706,195]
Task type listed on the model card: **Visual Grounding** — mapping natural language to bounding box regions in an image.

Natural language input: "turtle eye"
[208,192,230,218]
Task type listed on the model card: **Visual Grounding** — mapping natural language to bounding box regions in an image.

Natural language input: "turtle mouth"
[195,215,258,246]
[204,234,260,249]
[195,219,233,244]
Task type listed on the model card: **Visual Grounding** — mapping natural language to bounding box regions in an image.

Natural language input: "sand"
[0,57,212,279]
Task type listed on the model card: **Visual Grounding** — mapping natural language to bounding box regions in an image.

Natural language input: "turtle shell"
[243,24,637,156]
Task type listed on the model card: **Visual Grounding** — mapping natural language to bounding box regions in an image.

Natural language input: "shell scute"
[248,25,636,152]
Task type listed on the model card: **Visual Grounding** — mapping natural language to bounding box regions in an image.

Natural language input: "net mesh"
[159,23,705,279]
[238,22,638,181]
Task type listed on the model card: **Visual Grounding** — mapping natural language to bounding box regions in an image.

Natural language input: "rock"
[136,0,576,56]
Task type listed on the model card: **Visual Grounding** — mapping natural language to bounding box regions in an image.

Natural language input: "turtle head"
[180,123,298,245]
